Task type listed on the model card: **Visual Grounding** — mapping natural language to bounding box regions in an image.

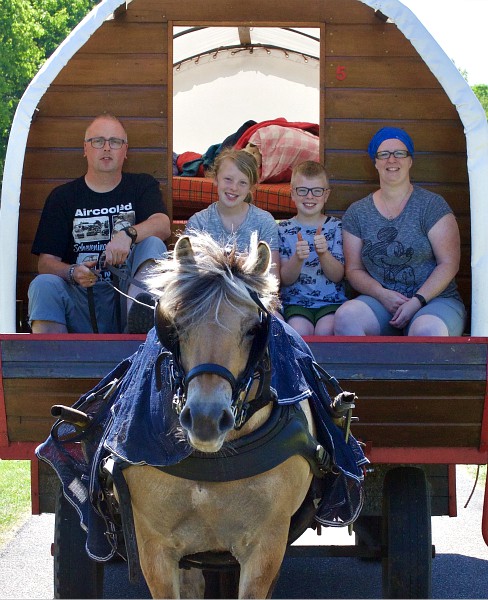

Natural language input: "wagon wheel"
[382,466,432,599]
[53,484,104,599]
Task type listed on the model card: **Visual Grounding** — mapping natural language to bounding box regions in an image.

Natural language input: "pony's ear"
[174,235,196,264]
[155,300,178,351]
[252,241,271,275]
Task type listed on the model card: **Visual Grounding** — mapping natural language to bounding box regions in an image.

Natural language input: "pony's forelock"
[147,232,280,331]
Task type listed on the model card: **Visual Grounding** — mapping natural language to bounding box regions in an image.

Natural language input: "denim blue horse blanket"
[36,318,368,561]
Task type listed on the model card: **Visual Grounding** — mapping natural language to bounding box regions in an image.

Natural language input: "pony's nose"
[180,404,234,442]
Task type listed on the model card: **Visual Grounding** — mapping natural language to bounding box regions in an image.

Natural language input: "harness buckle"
[233,403,248,429]
[315,444,333,474]
[172,387,185,415]
[231,375,254,429]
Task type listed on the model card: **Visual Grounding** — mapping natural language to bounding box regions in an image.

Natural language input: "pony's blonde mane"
[148,231,280,332]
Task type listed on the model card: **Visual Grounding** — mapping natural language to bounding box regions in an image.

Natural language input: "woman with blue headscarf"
[333,127,466,336]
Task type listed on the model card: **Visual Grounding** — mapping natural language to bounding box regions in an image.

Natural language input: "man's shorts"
[28,237,167,333]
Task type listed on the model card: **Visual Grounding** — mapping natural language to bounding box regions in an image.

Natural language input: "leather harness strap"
[86,287,99,333]
[156,403,331,482]
[101,456,142,584]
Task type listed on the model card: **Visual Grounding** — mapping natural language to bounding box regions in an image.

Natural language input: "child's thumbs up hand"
[314,224,328,255]
[296,231,309,260]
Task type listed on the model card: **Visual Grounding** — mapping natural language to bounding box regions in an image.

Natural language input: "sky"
[399,0,486,85]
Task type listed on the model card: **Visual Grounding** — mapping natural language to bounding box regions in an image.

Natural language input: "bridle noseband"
[154,290,275,429]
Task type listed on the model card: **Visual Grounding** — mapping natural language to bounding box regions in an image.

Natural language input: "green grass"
[465,463,487,486]
[0,460,31,546]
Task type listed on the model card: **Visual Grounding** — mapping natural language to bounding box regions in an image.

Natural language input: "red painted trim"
[448,464,457,517]
[0,333,146,341]
[304,335,488,344]
[30,459,40,515]
[367,446,488,464]
[483,475,488,546]
[479,351,488,452]
[2,333,488,344]
[0,341,8,447]
[0,442,37,459]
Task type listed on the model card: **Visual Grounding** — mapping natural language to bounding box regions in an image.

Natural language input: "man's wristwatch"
[121,226,138,245]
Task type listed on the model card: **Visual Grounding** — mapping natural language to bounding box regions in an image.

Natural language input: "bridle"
[154,290,275,429]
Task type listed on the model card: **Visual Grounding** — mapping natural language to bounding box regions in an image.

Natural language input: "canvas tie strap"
[101,456,142,584]
[87,287,99,333]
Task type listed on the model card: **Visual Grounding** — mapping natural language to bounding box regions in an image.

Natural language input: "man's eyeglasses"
[85,137,127,149]
[294,187,330,197]
[375,150,410,160]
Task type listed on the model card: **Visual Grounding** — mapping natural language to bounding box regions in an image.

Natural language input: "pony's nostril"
[219,408,234,433]
[180,405,192,430]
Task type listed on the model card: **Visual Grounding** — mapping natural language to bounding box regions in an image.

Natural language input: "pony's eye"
[245,324,261,339]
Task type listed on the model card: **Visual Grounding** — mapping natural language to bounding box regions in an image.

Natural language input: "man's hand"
[72,260,98,288]
[104,230,132,266]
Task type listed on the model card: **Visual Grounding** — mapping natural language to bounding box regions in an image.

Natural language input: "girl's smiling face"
[215,158,253,209]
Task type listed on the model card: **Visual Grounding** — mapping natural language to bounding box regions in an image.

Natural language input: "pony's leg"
[137,546,180,599]
[180,568,205,599]
[236,529,289,599]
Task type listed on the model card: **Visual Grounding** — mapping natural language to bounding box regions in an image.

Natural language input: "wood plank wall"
[16,0,471,328]
[18,2,170,313]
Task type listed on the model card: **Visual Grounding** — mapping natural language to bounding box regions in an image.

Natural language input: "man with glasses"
[28,113,171,334]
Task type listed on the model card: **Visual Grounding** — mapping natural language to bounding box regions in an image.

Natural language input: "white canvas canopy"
[1,0,487,333]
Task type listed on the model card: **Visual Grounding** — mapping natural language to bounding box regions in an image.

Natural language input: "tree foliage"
[0,2,487,182]
[472,84,488,118]
[0,0,96,176]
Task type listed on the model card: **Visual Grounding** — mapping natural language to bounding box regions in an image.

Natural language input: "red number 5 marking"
[336,65,347,81]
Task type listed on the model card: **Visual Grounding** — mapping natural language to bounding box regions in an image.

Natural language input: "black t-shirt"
[31,173,167,280]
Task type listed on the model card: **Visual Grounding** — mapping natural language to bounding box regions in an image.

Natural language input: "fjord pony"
[120,233,316,598]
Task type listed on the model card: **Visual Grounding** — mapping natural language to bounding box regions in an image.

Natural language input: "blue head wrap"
[367,127,414,160]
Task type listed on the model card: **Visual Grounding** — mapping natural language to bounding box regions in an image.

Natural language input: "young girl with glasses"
[278,161,347,335]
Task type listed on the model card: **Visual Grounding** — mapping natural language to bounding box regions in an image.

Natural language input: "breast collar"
[155,402,331,482]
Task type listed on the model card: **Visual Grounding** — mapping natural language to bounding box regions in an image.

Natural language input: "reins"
[87,263,156,333]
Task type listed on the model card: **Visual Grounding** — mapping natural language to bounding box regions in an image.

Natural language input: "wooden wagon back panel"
[16,0,471,325]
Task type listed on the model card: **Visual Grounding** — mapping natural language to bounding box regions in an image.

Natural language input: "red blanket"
[247,125,320,183]
[234,117,320,150]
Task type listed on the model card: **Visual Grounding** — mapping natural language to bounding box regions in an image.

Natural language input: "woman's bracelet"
[413,293,427,307]
[67,264,78,285]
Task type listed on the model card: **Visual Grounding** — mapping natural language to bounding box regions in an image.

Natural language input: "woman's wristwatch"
[413,293,427,307]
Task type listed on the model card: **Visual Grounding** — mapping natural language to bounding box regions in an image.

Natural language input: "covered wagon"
[1,0,488,597]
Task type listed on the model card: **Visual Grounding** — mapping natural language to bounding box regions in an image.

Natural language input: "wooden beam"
[238,27,252,45]
[113,1,128,19]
